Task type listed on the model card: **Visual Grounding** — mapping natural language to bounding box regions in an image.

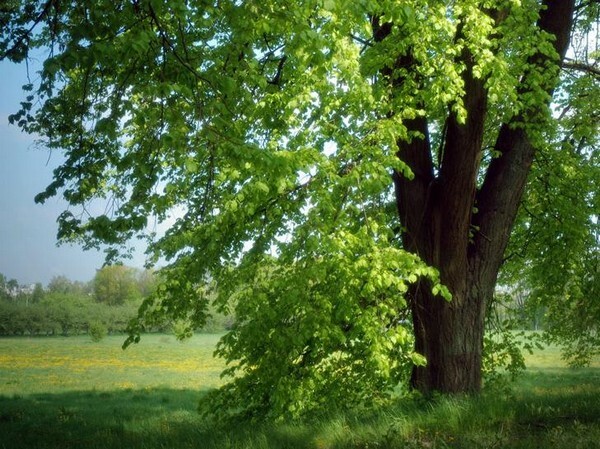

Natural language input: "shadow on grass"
[1,368,600,449]
[0,387,317,449]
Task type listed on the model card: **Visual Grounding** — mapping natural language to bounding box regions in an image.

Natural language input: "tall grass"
[1,334,599,448]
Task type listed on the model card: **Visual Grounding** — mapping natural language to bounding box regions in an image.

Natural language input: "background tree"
[47,275,90,297]
[0,274,9,301]
[1,0,597,419]
[88,319,108,342]
[30,282,45,304]
[5,278,19,299]
[0,272,151,336]
[93,265,142,306]
[136,269,158,298]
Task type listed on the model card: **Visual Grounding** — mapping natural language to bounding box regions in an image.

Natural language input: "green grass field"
[1,334,599,448]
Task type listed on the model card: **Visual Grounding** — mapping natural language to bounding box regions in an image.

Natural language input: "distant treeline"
[0,267,232,338]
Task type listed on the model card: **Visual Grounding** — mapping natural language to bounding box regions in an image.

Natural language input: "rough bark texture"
[377,0,576,394]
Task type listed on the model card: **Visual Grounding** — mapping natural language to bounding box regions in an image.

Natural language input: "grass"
[0,334,224,395]
[0,334,599,448]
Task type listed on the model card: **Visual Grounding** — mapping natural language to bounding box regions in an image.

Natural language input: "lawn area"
[0,334,599,448]
[0,334,224,395]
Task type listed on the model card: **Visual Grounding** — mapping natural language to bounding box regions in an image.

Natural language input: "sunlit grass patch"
[0,334,225,395]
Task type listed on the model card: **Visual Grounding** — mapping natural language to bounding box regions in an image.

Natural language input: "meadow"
[1,334,599,448]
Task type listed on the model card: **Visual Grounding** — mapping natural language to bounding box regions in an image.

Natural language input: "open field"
[0,334,225,395]
[1,334,599,448]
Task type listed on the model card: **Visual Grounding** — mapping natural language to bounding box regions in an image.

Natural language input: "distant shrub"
[171,320,193,340]
[89,321,108,342]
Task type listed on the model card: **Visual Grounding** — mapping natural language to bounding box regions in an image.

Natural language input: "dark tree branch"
[473,0,577,287]
[562,59,600,78]
[146,4,216,91]
[349,34,373,53]
[436,17,489,289]
[267,55,287,86]
[575,0,600,11]
[1,0,55,61]
[370,15,435,260]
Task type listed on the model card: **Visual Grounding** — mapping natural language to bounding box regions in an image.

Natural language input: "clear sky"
[0,59,142,286]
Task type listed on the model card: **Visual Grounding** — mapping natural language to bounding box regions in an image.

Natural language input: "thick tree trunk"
[381,0,576,394]
[409,282,488,393]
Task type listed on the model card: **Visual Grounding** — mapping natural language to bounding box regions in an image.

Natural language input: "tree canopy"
[93,265,143,305]
[1,0,598,420]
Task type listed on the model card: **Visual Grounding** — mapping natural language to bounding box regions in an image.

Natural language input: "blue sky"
[0,59,132,286]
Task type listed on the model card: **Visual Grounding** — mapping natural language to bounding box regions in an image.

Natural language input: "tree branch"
[1,0,55,61]
[370,15,435,259]
[472,0,577,285]
[562,59,600,78]
[575,0,600,11]
[146,4,216,91]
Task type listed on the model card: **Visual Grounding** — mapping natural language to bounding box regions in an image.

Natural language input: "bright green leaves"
[203,228,438,421]
[432,283,452,302]
[3,0,593,421]
[183,158,198,174]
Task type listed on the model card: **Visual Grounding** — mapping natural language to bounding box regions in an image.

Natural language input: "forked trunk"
[384,0,575,395]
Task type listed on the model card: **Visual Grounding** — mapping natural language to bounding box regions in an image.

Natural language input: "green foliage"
[0,270,223,337]
[88,320,108,342]
[1,0,597,420]
[93,265,143,305]
[482,328,546,390]
[500,30,600,365]
[201,231,445,421]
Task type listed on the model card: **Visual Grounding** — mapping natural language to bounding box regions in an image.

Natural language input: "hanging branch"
[0,0,56,61]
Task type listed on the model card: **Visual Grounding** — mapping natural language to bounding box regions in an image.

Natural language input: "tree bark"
[382,0,576,394]
[409,278,489,393]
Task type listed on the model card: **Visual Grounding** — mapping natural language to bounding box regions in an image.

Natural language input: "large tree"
[1,0,598,418]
